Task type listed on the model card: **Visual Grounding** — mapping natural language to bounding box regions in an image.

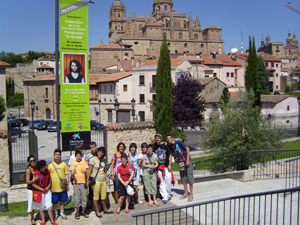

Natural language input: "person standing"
[32,160,57,225]
[166,134,194,202]
[68,144,87,166]
[86,142,97,161]
[153,134,173,203]
[70,151,89,220]
[26,155,39,225]
[138,142,148,202]
[142,144,159,207]
[48,149,69,220]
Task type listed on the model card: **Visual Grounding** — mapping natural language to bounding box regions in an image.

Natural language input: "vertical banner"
[60,0,91,151]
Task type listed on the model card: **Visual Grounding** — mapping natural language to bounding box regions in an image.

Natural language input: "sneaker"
[54,214,59,221]
[162,200,168,204]
[60,213,68,220]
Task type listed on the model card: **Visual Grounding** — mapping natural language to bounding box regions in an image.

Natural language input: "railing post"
[28,130,38,159]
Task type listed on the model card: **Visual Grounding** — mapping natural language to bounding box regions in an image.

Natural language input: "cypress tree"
[154,33,173,138]
[257,56,270,94]
[245,36,261,108]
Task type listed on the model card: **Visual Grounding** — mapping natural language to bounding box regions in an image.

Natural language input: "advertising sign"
[60,0,91,150]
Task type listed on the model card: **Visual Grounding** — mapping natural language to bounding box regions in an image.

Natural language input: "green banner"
[60,0,90,150]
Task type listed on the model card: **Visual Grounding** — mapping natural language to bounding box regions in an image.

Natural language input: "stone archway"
[46,108,51,119]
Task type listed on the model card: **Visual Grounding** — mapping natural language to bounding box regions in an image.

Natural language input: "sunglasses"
[29,159,36,163]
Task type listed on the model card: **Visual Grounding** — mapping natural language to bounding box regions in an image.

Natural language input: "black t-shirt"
[153,142,171,167]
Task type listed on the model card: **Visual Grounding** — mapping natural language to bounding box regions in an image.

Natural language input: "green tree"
[0,51,23,67]
[257,56,270,94]
[6,77,14,101]
[0,95,5,121]
[245,36,261,109]
[220,86,230,112]
[285,85,291,93]
[200,90,285,171]
[274,90,280,95]
[24,50,45,63]
[153,33,173,139]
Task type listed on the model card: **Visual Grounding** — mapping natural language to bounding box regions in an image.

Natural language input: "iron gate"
[8,130,38,185]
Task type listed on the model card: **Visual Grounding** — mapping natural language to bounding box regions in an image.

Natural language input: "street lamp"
[114,99,119,123]
[30,100,35,131]
[98,99,101,124]
[17,103,21,130]
[131,98,136,122]
[298,96,300,136]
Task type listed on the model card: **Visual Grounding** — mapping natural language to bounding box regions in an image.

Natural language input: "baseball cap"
[155,133,162,138]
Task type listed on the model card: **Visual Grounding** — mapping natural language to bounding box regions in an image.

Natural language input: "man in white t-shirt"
[68,144,88,166]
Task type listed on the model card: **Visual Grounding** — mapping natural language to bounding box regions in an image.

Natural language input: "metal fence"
[132,186,300,225]
[285,156,300,189]
[192,149,300,180]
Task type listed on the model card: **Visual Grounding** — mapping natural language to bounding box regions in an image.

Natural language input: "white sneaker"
[60,213,67,220]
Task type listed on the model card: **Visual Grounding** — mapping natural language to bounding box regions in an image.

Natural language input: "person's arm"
[168,154,173,171]
[154,158,159,169]
[86,164,93,187]
[138,158,143,168]
[44,177,51,194]
[117,173,125,186]
[104,165,108,183]
[142,158,149,168]
[110,157,116,181]
[26,169,39,184]
[32,183,44,192]
[125,166,135,187]
[185,146,190,167]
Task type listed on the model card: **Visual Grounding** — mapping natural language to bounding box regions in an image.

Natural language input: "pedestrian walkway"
[0,177,289,224]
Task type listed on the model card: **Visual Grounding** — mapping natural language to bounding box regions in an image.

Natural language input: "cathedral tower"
[152,0,174,19]
[109,0,127,42]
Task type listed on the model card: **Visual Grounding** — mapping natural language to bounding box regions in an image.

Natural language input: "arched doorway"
[46,108,51,119]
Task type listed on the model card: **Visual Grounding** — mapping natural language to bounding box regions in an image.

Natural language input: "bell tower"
[152,0,174,19]
[109,0,126,41]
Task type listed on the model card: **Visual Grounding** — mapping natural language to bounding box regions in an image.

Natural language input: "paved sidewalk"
[0,178,289,224]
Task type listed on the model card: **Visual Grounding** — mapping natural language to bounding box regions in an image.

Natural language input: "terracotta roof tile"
[266,68,275,71]
[90,43,120,49]
[37,64,54,69]
[205,24,221,29]
[203,65,213,71]
[0,60,11,66]
[139,59,184,67]
[216,55,242,66]
[201,57,222,65]
[146,22,162,27]
[24,74,56,82]
[95,72,132,83]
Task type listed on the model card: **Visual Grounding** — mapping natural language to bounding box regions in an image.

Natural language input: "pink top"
[112,153,128,171]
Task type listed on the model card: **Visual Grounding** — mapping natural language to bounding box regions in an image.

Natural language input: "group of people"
[26,133,194,224]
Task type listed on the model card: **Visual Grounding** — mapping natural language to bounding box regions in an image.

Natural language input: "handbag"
[52,163,68,188]
[126,185,134,196]
[146,154,156,175]
[89,159,102,186]
[178,161,186,171]
[32,189,42,203]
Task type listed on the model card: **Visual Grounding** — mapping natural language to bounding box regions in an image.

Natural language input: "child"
[32,160,57,225]
[70,151,89,220]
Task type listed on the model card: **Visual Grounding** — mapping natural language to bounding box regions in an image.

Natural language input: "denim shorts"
[114,173,119,192]
[52,191,68,205]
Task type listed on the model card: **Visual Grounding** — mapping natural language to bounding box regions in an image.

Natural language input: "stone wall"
[106,121,156,162]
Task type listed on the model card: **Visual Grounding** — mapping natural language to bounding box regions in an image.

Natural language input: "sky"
[1,0,299,55]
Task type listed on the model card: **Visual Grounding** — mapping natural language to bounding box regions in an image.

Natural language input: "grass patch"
[282,140,300,149]
[0,198,74,218]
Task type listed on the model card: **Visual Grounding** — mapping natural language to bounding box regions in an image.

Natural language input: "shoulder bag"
[89,159,102,186]
[52,163,68,188]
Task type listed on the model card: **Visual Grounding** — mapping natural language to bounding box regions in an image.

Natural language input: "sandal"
[153,200,160,206]
[138,200,144,204]
[75,212,80,220]
[179,194,189,200]
[148,201,153,207]
[187,195,194,202]
[81,212,89,218]
[31,220,36,225]
[116,209,120,214]
[125,209,130,213]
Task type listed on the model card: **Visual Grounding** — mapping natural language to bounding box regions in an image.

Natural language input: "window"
[164,5,167,11]
[178,33,183,39]
[231,72,234,77]
[276,73,278,77]
[114,52,118,58]
[287,105,290,111]
[139,24,142,31]
[45,88,48,99]
[157,6,160,12]
[139,75,145,85]
[286,120,290,123]
[123,84,127,92]
[265,63,268,67]
[226,72,229,77]
[276,85,278,89]
[194,34,198,40]
[110,85,112,92]
[108,110,112,123]
[152,75,156,88]
[213,73,217,77]
[276,64,278,67]
[201,44,204,48]
[153,94,156,101]
[271,63,274,67]
[184,43,188,48]
[115,26,117,29]
[140,94,145,103]
[118,12,120,18]
[139,111,145,122]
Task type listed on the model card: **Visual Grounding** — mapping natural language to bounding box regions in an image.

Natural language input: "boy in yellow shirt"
[70,150,89,220]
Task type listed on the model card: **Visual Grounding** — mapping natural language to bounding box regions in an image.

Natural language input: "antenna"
[241,27,244,53]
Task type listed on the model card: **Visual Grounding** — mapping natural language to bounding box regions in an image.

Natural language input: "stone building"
[257,32,299,58]
[100,0,224,61]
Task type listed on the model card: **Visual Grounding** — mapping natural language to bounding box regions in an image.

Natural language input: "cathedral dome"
[112,0,124,8]
[153,0,173,4]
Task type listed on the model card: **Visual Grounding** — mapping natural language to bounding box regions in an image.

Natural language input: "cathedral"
[108,0,224,58]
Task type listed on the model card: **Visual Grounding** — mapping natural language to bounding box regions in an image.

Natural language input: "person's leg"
[113,175,119,204]
[158,170,168,202]
[117,196,124,211]
[47,208,55,222]
[99,181,110,212]
[164,168,172,198]
[39,210,46,223]
[92,181,101,216]
[125,195,130,211]
[82,184,88,214]
[189,184,193,196]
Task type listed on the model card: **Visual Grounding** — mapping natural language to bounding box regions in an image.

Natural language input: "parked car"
[47,121,60,132]
[36,120,53,130]
[7,116,16,123]
[90,120,103,130]
[9,118,29,127]
[29,119,45,129]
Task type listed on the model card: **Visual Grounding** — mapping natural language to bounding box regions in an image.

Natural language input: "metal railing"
[132,186,300,225]
[193,149,300,180]
[285,156,300,189]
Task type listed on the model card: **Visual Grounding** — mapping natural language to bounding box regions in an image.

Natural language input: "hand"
[168,165,172,172]
[86,182,89,188]
[186,160,190,167]
[124,181,129,187]
[71,170,76,176]
[33,175,39,182]
[111,174,115,181]
[42,188,48,194]
[66,186,69,192]
[51,187,54,193]
[81,169,86,174]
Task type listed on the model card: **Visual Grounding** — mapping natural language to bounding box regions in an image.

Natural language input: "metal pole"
[31,108,34,131]
[55,0,60,149]
[18,106,20,130]
[298,96,300,137]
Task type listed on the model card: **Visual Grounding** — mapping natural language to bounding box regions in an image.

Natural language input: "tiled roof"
[0,60,11,67]
[139,59,184,67]
[266,68,275,71]
[107,121,155,130]
[118,42,132,47]
[281,68,288,72]
[89,74,107,84]
[24,74,56,82]
[261,95,296,104]
[235,52,281,62]
[95,72,132,83]
[216,54,242,66]
[37,64,54,69]
[203,65,213,71]
[179,56,205,62]
[146,22,162,27]
[90,43,120,49]
[198,77,215,85]
[119,60,134,72]
[201,57,222,65]
[205,24,221,29]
